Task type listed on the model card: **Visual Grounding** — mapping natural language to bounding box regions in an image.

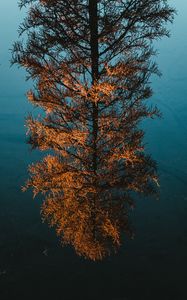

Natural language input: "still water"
[0,1,187,299]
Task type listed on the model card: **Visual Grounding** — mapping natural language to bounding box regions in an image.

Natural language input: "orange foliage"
[13,0,174,260]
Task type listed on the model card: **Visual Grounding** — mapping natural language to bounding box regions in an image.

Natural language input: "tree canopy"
[12,0,174,260]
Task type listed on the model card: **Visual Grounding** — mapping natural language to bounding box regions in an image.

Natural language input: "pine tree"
[12,0,174,260]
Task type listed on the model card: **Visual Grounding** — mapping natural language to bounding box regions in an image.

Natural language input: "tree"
[12,0,174,260]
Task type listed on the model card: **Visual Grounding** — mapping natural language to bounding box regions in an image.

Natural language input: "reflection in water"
[12,1,174,260]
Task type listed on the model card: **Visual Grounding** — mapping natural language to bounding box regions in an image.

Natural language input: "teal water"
[0,1,187,299]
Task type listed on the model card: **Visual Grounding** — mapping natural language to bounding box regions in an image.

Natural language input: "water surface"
[0,1,187,299]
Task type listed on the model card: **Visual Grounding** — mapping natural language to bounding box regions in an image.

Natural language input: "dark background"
[0,1,187,299]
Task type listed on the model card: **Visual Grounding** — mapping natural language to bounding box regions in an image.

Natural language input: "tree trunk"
[89,0,99,240]
[89,0,99,175]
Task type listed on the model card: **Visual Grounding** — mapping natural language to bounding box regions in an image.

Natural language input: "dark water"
[0,1,187,299]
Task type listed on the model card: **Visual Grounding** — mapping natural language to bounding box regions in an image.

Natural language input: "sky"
[0,0,187,98]
[0,1,29,97]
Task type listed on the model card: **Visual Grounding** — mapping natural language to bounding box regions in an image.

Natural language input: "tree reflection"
[12,0,174,260]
